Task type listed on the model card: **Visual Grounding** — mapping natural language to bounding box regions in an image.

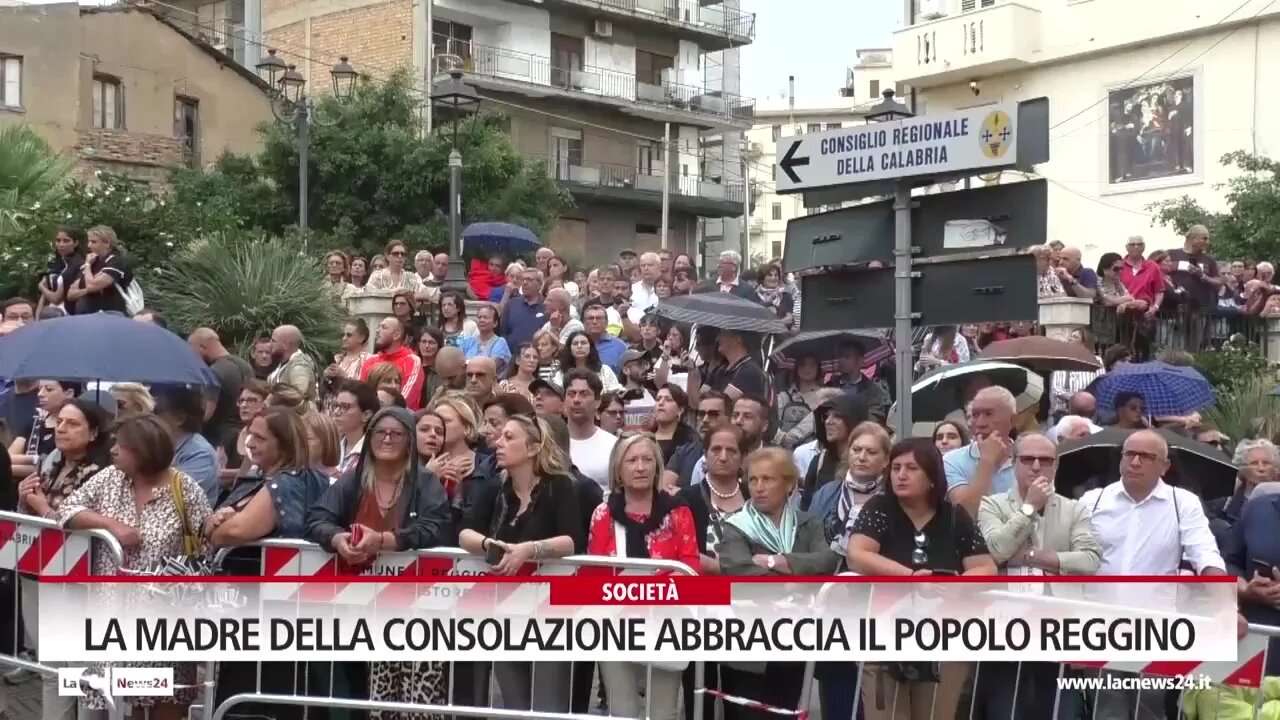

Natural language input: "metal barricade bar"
[212,693,638,720]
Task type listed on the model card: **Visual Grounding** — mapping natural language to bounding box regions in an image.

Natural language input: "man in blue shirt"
[944,385,1017,518]
[582,303,626,375]
[500,267,547,350]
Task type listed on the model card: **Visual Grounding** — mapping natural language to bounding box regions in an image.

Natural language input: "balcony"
[749,217,764,235]
[501,0,754,50]
[440,43,754,130]
[530,154,744,217]
[892,0,1042,88]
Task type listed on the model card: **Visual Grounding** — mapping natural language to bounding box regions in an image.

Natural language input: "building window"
[806,123,821,134]
[550,127,583,181]
[432,20,473,61]
[771,124,781,141]
[175,96,199,168]
[551,32,584,89]
[1107,74,1195,185]
[637,141,660,176]
[92,75,123,130]
[827,122,842,130]
[0,55,20,108]
[870,79,880,97]
[635,50,674,86]
[771,240,783,258]
[771,203,782,220]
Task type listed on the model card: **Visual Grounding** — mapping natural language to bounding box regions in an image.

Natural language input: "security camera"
[969,80,981,96]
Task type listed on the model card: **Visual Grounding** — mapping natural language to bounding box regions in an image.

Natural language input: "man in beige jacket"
[974,432,1101,720]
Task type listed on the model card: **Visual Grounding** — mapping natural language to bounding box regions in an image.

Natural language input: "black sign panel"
[783,180,1048,272]
[799,255,1039,332]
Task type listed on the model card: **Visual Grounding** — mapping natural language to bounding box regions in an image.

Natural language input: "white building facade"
[894,0,1280,261]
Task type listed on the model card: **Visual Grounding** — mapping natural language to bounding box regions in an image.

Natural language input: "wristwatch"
[766,555,777,570]
[1020,503,1036,518]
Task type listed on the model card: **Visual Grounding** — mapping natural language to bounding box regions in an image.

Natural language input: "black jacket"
[801,393,871,511]
[305,406,453,552]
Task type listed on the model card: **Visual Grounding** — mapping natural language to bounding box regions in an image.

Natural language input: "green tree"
[149,234,344,357]
[0,124,73,235]
[255,70,572,254]
[1149,151,1280,260]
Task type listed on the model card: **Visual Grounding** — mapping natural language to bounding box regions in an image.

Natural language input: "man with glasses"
[463,357,498,407]
[664,391,730,490]
[1079,429,1225,720]
[975,432,1100,719]
[501,267,547,350]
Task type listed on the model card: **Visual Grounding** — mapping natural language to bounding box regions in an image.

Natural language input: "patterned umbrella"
[1092,361,1215,417]
[769,330,889,372]
[654,293,788,334]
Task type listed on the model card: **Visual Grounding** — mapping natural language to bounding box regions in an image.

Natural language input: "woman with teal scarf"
[717,446,839,720]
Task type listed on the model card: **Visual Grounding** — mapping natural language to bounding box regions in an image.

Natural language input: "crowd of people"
[0,222,1271,720]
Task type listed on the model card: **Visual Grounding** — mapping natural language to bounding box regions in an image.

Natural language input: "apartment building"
[894,0,1280,259]
[157,0,755,265]
[0,3,272,183]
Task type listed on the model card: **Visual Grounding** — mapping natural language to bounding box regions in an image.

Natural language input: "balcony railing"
[556,0,756,41]
[531,154,745,205]
[452,43,754,125]
[1090,304,1274,361]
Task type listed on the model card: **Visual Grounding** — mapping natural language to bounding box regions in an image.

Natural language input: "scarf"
[827,472,880,550]
[756,285,782,308]
[726,501,797,555]
[608,491,682,559]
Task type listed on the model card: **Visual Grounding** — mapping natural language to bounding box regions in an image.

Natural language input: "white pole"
[660,121,671,250]
[425,0,433,133]
[740,139,750,261]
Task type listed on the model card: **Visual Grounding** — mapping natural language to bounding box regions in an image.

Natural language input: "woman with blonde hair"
[301,411,342,478]
[460,413,582,712]
[111,382,155,417]
[532,329,561,383]
[65,224,137,315]
[367,362,403,397]
[266,382,311,415]
[589,433,698,720]
[426,394,494,521]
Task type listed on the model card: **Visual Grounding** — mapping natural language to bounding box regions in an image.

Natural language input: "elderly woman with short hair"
[1208,438,1280,549]
[1031,245,1065,299]
[1226,437,1280,674]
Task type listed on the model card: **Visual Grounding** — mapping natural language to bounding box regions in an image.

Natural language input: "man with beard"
[267,325,317,402]
[731,394,769,454]
[188,327,252,449]
[360,317,424,410]
[249,336,277,380]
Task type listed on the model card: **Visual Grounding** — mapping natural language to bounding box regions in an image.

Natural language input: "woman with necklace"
[460,414,582,712]
[438,290,479,347]
[306,406,453,717]
[677,425,748,575]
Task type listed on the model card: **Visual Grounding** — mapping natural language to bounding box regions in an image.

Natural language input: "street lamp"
[255,49,358,244]
[429,69,482,293]
[866,88,914,123]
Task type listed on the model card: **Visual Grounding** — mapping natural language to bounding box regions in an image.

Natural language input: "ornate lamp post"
[429,68,481,292]
[255,49,358,244]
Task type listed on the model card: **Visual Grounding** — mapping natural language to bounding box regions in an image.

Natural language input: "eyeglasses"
[1017,455,1057,467]
[465,372,491,380]
[373,429,407,443]
[911,531,929,567]
[601,408,625,417]
[1122,449,1161,463]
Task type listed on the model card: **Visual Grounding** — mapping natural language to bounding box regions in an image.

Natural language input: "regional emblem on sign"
[979,111,1013,159]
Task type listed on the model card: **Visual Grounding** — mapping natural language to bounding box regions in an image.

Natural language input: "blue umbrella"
[0,313,216,386]
[1092,361,1215,417]
[462,222,541,256]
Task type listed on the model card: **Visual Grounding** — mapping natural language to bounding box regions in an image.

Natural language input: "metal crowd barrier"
[205,538,697,720]
[0,509,126,718]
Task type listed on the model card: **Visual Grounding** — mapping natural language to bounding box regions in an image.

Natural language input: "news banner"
[35,569,1240,666]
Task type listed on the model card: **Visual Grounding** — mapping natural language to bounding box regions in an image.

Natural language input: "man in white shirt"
[630,252,661,323]
[1079,429,1225,720]
[564,368,617,490]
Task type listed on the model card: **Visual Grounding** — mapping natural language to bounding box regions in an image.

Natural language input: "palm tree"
[0,125,73,235]
[1203,375,1280,445]
[149,233,344,358]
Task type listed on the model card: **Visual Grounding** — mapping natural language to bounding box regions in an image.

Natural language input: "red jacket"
[1120,258,1165,305]
[469,258,497,302]
[360,345,425,410]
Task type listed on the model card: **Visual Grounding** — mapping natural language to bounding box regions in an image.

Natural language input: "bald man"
[1054,246,1097,299]
[268,325,317,400]
[1168,224,1220,349]
[465,356,498,405]
[360,317,424,410]
[432,346,466,402]
[188,327,253,447]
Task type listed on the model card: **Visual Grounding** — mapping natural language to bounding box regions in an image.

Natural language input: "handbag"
[614,521,689,674]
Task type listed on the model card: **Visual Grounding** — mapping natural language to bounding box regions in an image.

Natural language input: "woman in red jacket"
[587,433,699,720]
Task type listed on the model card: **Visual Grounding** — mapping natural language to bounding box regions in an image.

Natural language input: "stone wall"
[72,129,188,183]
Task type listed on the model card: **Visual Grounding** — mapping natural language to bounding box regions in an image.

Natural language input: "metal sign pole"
[892,181,913,440]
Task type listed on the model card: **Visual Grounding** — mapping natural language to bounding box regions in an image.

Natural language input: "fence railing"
[1090,303,1275,360]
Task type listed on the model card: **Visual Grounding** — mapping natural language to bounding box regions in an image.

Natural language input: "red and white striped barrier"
[0,511,121,577]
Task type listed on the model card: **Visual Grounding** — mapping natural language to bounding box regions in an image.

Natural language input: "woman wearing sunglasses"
[364,239,424,293]
[847,437,996,720]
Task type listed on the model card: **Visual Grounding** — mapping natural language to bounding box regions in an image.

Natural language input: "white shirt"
[630,280,659,322]
[1080,479,1223,604]
[570,427,618,491]
[793,439,819,481]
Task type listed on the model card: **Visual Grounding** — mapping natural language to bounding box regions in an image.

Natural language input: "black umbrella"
[770,330,888,372]
[1056,427,1236,501]
[654,293,788,334]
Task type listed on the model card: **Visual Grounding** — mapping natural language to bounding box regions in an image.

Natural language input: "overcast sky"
[740,0,897,110]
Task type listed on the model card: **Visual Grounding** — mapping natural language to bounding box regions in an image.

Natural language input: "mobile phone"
[1252,559,1274,578]
[485,541,507,566]
[931,569,959,577]
[350,524,364,546]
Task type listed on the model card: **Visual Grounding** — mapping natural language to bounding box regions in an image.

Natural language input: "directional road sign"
[775,103,1019,193]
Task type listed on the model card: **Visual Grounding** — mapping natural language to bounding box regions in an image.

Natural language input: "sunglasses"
[911,531,929,568]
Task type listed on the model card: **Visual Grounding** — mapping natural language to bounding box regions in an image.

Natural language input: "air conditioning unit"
[593,20,613,37]
[919,0,947,19]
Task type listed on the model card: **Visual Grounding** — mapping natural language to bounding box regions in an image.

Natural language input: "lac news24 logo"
[58,667,175,709]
